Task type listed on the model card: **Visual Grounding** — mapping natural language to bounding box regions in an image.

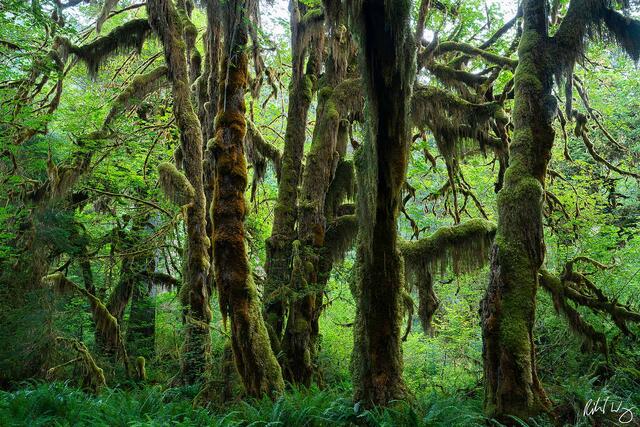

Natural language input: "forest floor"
[2,380,634,426]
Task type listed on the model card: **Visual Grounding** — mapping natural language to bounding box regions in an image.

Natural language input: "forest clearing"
[1,0,640,425]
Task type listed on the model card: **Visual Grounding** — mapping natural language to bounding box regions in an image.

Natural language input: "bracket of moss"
[158,162,195,206]
[56,19,152,79]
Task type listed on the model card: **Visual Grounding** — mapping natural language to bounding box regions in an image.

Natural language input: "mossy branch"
[56,19,152,78]
[157,162,195,206]
[539,270,609,356]
[103,66,168,128]
[552,1,640,75]
[411,85,505,159]
[412,84,503,127]
[540,261,640,356]
[434,41,518,68]
[54,337,107,393]
[43,272,130,371]
[427,63,488,87]
[400,218,496,277]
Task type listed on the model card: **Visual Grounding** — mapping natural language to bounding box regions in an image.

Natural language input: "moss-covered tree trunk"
[200,0,221,298]
[147,0,212,384]
[263,1,322,343]
[480,0,553,420]
[211,0,284,397]
[126,226,157,361]
[127,279,156,360]
[282,18,355,385]
[349,0,415,406]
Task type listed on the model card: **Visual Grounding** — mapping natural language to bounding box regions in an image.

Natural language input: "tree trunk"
[349,0,415,406]
[127,278,156,360]
[480,0,553,420]
[211,0,284,397]
[200,0,221,300]
[147,0,212,384]
[263,1,322,343]
[282,19,354,385]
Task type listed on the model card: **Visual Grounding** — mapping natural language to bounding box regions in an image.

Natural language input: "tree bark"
[480,0,553,420]
[349,0,415,406]
[147,0,212,384]
[282,19,356,385]
[201,0,221,298]
[211,0,284,397]
[263,1,322,344]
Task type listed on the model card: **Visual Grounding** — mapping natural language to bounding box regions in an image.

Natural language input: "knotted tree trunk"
[211,0,284,397]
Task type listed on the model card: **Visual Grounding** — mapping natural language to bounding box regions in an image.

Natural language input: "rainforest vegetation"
[1,0,640,425]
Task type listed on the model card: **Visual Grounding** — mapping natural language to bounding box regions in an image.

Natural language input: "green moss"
[324,214,358,262]
[301,8,324,25]
[302,74,314,103]
[325,159,355,215]
[135,356,146,381]
[104,66,168,128]
[400,218,496,278]
[157,162,195,206]
[56,19,152,78]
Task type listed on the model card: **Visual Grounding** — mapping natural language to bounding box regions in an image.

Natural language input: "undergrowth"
[0,381,489,426]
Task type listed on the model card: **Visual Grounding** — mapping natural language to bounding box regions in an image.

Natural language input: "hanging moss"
[553,1,640,80]
[411,84,504,159]
[157,162,195,206]
[400,219,495,336]
[539,270,608,356]
[602,9,640,62]
[57,19,152,78]
[325,159,355,216]
[103,66,168,128]
[323,214,358,262]
[400,218,496,278]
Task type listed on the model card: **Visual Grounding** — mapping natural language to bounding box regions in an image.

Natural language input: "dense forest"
[1,0,640,425]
